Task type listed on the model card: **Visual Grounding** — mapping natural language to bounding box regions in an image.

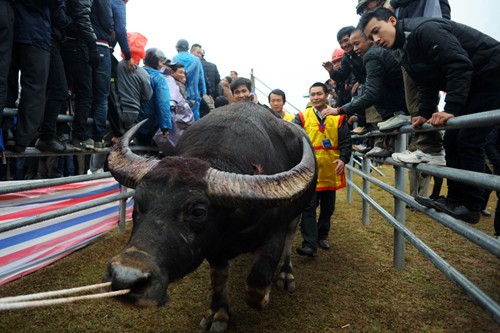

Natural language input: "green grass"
[1,164,498,332]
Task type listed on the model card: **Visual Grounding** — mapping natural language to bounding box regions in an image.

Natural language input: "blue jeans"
[90,44,111,141]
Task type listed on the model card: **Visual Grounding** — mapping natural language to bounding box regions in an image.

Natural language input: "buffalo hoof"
[199,308,229,333]
[245,285,271,310]
[275,272,296,293]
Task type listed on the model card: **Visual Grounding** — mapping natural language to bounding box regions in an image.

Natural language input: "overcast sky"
[122,0,500,112]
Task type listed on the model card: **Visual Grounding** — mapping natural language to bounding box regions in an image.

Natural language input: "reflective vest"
[282,111,295,122]
[299,107,346,191]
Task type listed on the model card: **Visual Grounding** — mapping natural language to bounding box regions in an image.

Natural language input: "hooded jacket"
[137,67,172,134]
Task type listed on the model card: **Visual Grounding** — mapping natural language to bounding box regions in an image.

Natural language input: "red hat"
[331,48,344,62]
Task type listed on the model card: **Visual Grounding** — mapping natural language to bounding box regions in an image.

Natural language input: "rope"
[0,282,111,303]
[0,282,130,311]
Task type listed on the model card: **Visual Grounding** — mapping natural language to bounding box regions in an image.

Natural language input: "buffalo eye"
[190,206,207,220]
[186,204,208,232]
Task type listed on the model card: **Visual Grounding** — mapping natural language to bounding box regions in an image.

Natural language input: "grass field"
[0,164,499,333]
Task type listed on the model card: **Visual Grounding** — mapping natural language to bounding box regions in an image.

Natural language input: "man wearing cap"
[329,49,350,108]
[173,39,206,121]
[135,48,172,146]
[356,0,386,15]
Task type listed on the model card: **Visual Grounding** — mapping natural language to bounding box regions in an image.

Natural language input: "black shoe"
[35,138,72,153]
[318,239,330,250]
[71,138,85,152]
[296,246,318,257]
[480,209,491,217]
[13,144,26,153]
[415,196,450,212]
[436,203,480,224]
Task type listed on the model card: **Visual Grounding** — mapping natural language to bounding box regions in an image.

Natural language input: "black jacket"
[343,45,406,120]
[393,17,500,119]
[201,59,221,99]
[329,51,366,85]
[390,0,451,20]
[90,0,113,43]
[50,0,71,44]
[64,0,96,46]
[13,0,54,52]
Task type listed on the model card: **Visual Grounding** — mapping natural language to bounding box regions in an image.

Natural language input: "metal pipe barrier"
[0,173,134,233]
[346,108,500,325]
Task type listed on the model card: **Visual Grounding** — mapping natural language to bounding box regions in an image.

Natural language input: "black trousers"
[0,0,14,122]
[300,190,336,250]
[39,41,68,141]
[61,39,92,141]
[9,43,50,147]
[444,81,500,211]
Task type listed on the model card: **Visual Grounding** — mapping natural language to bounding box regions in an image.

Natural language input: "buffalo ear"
[108,119,159,189]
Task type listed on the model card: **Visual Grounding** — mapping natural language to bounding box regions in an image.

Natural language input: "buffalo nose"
[110,262,150,291]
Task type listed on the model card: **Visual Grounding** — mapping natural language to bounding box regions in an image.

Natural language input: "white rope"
[0,282,111,303]
[0,282,130,311]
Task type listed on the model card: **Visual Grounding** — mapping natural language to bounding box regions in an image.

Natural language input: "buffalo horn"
[205,137,315,208]
[107,119,159,189]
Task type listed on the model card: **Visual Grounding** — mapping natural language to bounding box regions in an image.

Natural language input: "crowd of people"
[0,0,499,241]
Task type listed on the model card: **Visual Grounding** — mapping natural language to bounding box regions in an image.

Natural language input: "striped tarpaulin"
[0,179,133,285]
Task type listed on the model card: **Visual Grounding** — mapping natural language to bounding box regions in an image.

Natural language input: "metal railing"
[345,109,500,324]
[0,172,133,233]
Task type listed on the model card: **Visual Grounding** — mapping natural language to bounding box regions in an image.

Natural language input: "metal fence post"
[393,132,407,270]
[118,185,127,233]
[362,156,370,225]
[347,156,353,204]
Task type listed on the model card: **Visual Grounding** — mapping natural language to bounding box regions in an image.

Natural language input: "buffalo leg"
[275,216,299,292]
[199,258,230,333]
[245,228,288,309]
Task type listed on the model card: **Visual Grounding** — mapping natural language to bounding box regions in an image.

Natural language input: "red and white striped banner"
[0,179,133,286]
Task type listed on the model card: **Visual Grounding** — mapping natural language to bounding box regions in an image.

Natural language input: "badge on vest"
[322,138,332,149]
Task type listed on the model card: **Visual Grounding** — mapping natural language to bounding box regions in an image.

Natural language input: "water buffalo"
[103,102,317,332]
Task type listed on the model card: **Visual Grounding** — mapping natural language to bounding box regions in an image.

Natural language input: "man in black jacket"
[359,7,500,224]
[327,28,408,158]
[61,0,99,151]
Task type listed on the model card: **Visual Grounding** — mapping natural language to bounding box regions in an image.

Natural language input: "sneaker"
[356,128,371,137]
[71,138,86,152]
[87,168,104,174]
[351,126,365,134]
[353,144,367,151]
[365,146,392,158]
[395,149,446,166]
[391,150,411,162]
[94,141,106,152]
[35,138,73,153]
[358,145,373,153]
[377,114,411,131]
[83,138,95,150]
